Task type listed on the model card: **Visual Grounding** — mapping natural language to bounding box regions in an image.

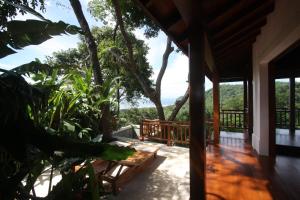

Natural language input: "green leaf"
[100,144,135,161]
[0,19,82,58]
[11,61,53,75]
[3,0,50,22]
[63,121,75,132]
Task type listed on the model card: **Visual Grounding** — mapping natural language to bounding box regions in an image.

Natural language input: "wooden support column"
[213,74,220,144]
[243,80,248,140]
[188,25,206,200]
[290,77,296,135]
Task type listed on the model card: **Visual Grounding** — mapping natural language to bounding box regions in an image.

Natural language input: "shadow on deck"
[114,133,300,200]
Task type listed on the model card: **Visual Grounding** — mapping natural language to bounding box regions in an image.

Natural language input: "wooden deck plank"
[206,139,273,200]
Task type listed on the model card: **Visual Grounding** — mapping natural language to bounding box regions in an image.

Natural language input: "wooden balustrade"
[276,108,300,128]
[140,119,213,146]
[220,109,247,130]
[276,108,290,128]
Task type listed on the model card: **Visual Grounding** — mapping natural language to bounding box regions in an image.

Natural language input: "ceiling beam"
[208,0,260,32]
[164,10,182,30]
[212,0,273,40]
[174,30,188,42]
[216,39,255,60]
[202,0,237,22]
[213,17,266,44]
[145,0,154,8]
[214,29,261,50]
[172,0,203,26]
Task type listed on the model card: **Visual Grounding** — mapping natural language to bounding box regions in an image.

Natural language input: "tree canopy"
[0,0,45,29]
[88,0,160,38]
[46,25,154,104]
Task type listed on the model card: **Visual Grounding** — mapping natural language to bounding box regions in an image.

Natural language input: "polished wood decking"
[206,137,300,200]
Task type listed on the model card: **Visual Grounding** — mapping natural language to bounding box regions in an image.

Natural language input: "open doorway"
[269,42,300,156]
[218,81,248,141]
[275,78,300,147]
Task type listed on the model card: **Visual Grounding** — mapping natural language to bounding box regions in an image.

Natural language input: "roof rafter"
[214,29,261,50]
[214,17,266,44]
[208,0,260,32]
[216,38,256,59]
[212,0,273,40]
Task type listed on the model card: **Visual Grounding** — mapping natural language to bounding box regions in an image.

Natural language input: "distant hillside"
[119,82,300,124]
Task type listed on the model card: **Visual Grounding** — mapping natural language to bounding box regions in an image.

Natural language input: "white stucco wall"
[252,0,300,155]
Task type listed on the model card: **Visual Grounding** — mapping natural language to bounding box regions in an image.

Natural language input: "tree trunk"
[69,0,112,141]
[111,0,190,122]
[168,87,189,121]
[155,37,174,96]
[153,97,165,120]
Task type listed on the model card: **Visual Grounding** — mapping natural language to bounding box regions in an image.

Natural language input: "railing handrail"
[221,109,245,112]
[141,119,214,146]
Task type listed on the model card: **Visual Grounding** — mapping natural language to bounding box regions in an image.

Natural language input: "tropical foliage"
[0,1,135,199]
[0,69,134,199]
[46,26,153,104]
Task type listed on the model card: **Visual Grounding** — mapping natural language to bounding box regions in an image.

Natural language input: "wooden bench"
[95,145,159,194]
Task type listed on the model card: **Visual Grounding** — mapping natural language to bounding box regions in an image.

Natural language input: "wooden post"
[140,120,144,141]
[243,80,248,140]
[188,25,206,200]
[167,125,171,146]
[290,77,295,135]
[213,74,220,144]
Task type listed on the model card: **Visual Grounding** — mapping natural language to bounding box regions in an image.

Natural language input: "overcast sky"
[0,0,213,107]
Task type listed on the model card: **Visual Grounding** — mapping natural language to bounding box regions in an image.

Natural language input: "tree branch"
[69,0,113,139]
[168,87,189,121]
[111,0,134,67]
[108,48,155,99]
[113,21,119,41]
[155,37,174,96]
[111,0,157,100]
[69,0,103,85]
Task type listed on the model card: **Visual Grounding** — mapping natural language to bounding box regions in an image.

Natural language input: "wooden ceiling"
[135,0,275,82]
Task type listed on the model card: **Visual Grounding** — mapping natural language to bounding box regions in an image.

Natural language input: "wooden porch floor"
[206,139,273,200]
[276,129,300,147]
[108,136,300,200]
[207,137,300,200]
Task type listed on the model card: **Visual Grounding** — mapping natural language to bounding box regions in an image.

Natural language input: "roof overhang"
[134,0,275,82]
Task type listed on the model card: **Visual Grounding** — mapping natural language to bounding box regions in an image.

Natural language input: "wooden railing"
[276,108,290,128]
[220,109,247,130]
[276,108,300,128]
[140,119,214,146]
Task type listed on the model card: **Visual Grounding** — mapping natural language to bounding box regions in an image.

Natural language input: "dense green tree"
[46,26,153,105]
[69,0,115,141]
[89,0,189,121]
[88,0,159,38]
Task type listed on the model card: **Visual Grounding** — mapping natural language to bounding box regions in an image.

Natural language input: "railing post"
[290,77,295,135]
[140,120,144,141]
[243,79,248,140]
[167,125,171,146]
[213,73,220,144]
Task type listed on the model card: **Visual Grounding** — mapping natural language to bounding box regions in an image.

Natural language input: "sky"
[0,0,213,108]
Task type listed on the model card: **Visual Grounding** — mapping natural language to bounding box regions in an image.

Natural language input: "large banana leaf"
[10,60,53,75]
[0,19,82,58]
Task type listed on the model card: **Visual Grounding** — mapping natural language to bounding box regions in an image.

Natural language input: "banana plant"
[0,69,135,199]
[0,1,82,58]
